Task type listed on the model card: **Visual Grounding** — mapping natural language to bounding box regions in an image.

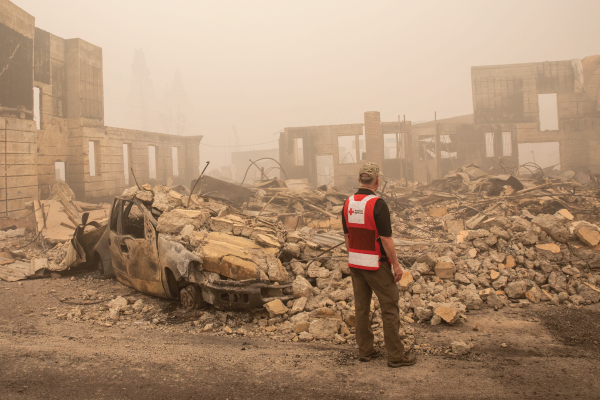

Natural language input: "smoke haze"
[15,0,600,168]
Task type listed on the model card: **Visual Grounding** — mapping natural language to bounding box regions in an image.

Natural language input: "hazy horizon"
[15,0,600,169]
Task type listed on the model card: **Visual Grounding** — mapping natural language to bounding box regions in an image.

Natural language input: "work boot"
[387,352,417,368]
[359,349,381,362]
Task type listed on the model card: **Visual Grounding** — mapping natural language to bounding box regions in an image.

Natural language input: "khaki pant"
[350,261,404,362]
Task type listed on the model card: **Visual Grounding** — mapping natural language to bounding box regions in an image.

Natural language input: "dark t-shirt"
[341,188,393,258]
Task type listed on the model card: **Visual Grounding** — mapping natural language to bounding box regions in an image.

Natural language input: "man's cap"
[359,162,381,180]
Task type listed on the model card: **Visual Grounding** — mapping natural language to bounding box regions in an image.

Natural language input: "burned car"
[93,197,292,310]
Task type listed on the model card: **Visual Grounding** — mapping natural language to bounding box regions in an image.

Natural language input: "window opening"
[55,161,65,181]
[33,87,41,129]
[418,135,435,161]
[502,132,512,156]
[293,138,304,166]
[338,135,357,164]
[148,145,157,179]
[316,155,334,186]
[89,140,101,176]
[383,133,398,159]
[122,201,145,239]
[538,93,558,131]
[439,135,457,159]
[123,143,132,184]
[485,132,494,157]
[172,147,179,176]
[359,126,366,160]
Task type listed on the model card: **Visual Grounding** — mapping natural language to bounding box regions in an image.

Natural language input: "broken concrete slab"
[0,257,46,282]
[264,299,288,317]
[156,209,211,234]
[292,275,313,298]
[433,305,460,324]
[434,257,456,279]
[574,224,600,247]
[308,318,341,340]
[211,218,234,234]
[255,234,281,249]
[531,214,570,243]
[202,241,265,281]
[466,214,486,230]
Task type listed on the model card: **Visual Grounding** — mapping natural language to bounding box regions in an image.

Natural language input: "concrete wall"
[1,0,204,207]
[231,148,279,183]
[75,127,202,201]
[472,57,600,172]
[280,113,417,187]
[0,117,38,217]
[280,123,366,187]
[34,29,70,199]
[410,114,479,182]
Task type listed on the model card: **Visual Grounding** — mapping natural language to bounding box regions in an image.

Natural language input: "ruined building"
[0,1,202,217]
[280,57,600,187]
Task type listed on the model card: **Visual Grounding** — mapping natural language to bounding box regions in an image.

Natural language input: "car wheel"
[180,285,205,310]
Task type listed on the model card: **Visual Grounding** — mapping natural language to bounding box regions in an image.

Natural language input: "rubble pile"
[381,163,600,242]
[376,163,600,327]
[397,209,600,327]
[115,183,373,343]
[113,168,600,347]
[4,162,600,349]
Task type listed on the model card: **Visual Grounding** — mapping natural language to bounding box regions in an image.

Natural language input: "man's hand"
[392,263,403,282]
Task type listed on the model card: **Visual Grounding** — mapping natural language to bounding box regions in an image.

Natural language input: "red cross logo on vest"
[343,194,388,271]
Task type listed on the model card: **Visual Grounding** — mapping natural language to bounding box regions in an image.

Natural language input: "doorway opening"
[316,155,334,187]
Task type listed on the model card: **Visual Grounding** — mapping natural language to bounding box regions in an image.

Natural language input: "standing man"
[341,163,416,368]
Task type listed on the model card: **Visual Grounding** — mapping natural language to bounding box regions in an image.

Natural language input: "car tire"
[180,285,205,310]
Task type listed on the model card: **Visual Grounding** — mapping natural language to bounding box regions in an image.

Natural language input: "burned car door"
[108,199,129,278]
[119,201,166,298]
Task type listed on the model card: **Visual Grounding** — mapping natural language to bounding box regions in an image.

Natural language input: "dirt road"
[1,273,599,399]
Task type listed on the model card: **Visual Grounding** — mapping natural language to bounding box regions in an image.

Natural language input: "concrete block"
[6,175,37,189]
[6,130,36,143]
[434,305,460,324]
[6,154,36,165]
[264,299,288,317]
[434,257,456,279]
[3,186,38,200]
[575,225,600,247]
[7,164,37,176]
[7,209,31,218]
[7,198,26,212]
[5,118,34,131]
[6,142,34,154]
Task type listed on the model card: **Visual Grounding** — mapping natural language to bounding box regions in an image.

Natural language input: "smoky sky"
[15,0,600,167]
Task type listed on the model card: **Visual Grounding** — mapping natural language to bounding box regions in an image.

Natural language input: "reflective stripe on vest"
[348,252,379,269]
[344,194,382,271]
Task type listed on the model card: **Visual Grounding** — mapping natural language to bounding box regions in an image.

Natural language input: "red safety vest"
[343,194,387,270]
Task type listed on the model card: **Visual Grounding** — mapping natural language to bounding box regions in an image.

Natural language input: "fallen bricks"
[7,165,600,348]
[118,176,600,345]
